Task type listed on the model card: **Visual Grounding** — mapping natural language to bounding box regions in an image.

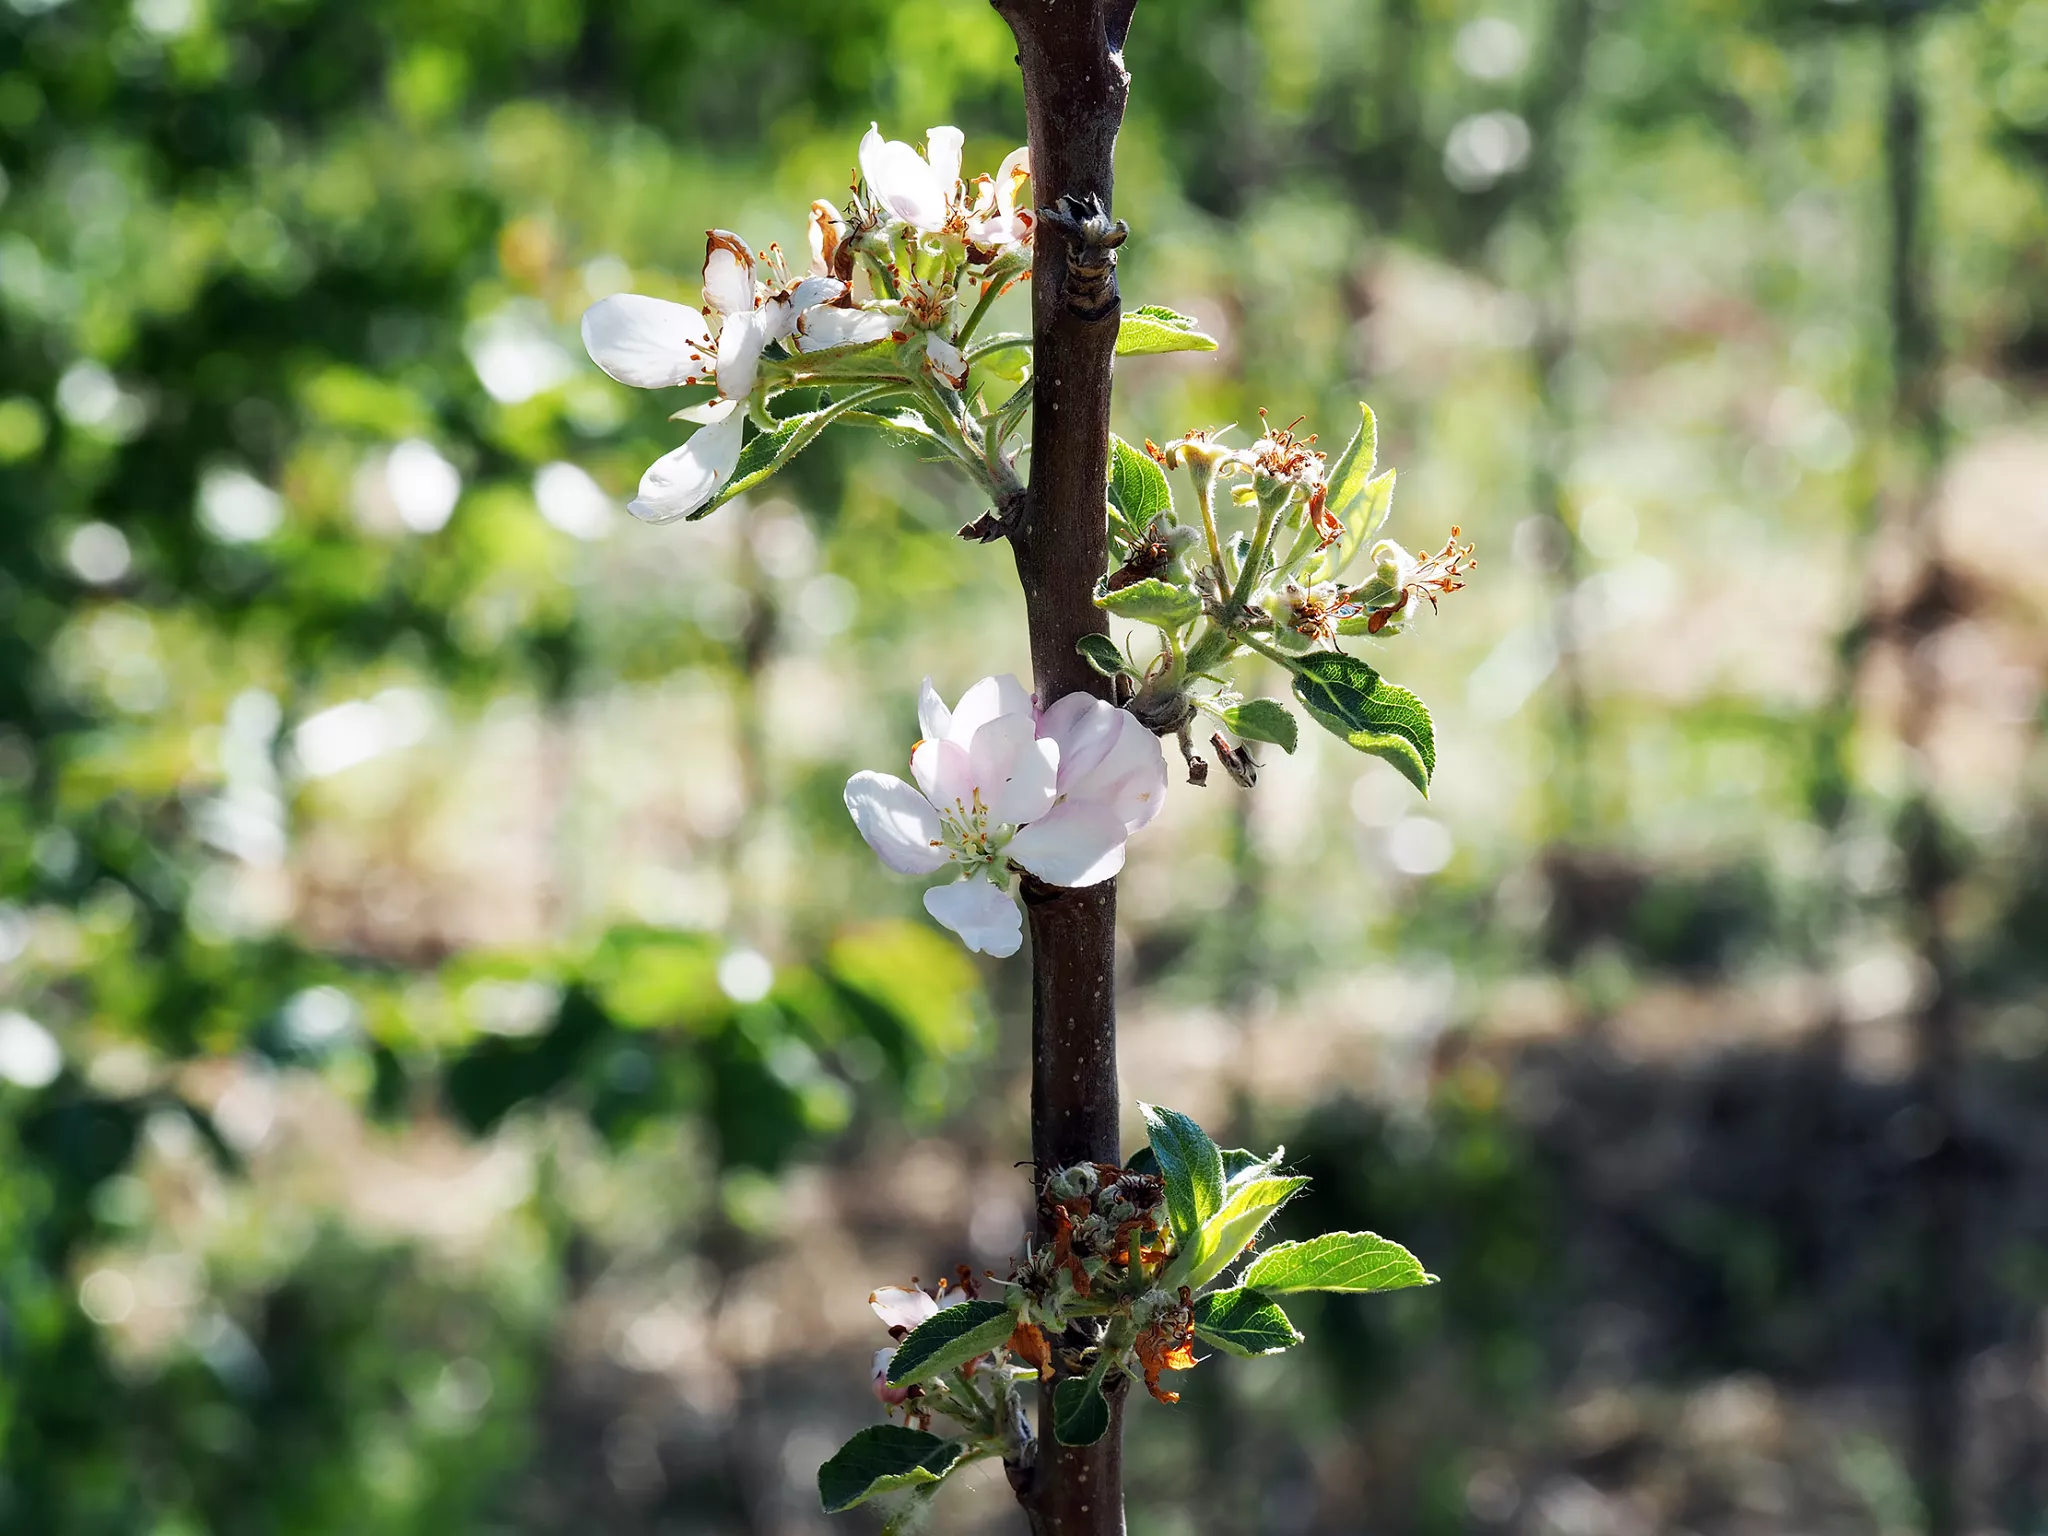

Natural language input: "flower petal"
[1005,800,1129,888]
[970,714,1058,827]
[808,200,843,275]
[702,231,757,315]
[911,738,974,811]
[872,1347,912,1406]
[716,309,770,400]
[917,676,953,744]
[995,146,1031,217]
[628,406,743,524]
[924,875,1023,957]
[924,331,967,389]
[861,122,950,231]
[844,771,948,875]
[1037,692,1121,786]
[795,305,893,353]
[925,126,964,190]
[580,295,715,389]
[788,275,846,311]
[870,1285,941,1332]
[948,674,1034,744]
[1042,696,1169,834]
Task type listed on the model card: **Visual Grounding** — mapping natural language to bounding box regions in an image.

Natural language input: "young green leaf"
[1123,1145,1159,1177]
[1107,433,1173,529]
[1289,653,1436,795]
[1321,405,1378,541]
[1241,1231,1436,1294]
[1076,632,1134,679]
[1191,1287,1304,1357]
[693,383,897,519]
[1221,1147,1284,1188]
[1331,467,1398,579]
[1141,1102,1226,1242]
[1094,576,1201,628]
[1220,700,1298,754]
[1170,1174,1310,1289]
[885,1299,1018,1387]
[1052,1375,1111,1446]
[1115,304,1219,357]
[817,1425,966,1512]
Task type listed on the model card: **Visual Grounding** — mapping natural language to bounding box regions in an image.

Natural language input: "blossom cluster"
[844,675,1167,956]
[580,124,1035,521]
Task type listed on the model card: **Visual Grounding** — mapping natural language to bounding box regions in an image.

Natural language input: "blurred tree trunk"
[990,3,1138,1533]
[1879,23,1965,1536]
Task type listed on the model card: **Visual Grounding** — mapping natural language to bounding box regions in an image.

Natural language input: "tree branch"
[990,2,1133,1532]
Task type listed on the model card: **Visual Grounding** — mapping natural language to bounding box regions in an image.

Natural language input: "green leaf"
[1107,433,1173,531]
[1141,1103,1225,1243]
[817,1425,966,1512]
[1289,653,1436,795]
[1220,700,1298,754]
[1192,1287,1304,1357]
[1123,1146,1158,1177]
[1094,576,1201,628]
[693,384,896,519]
[1115,304,1220,357]
[1322,403,1378,534]
[1221,1147,1284,1188]
[1076,632,1134,679]
[886,1299,1018,1387]
[1332,468,1397,580]
[1052,1375,1111,1446]
[1169,1174,1310,1289]
[1241,1231,1436,1295]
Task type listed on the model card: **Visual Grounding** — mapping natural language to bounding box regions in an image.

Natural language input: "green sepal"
[1052,1375,1111,1446]
[1191,1287,1303,1357]
[817,1425,966,1512]
[779,334,906,380]
[1221,700,1298,753]
[691,383,896,520]
[1094,576,1201,628]
[1115,304,1219,357]
[1076,632,1135,679]
[1140,1103,1225,1243]
[1167,1174,1310,1290]
[1240,1231,1436,1294]
[1288,652,1436,795]
[885,1299,1018,1387]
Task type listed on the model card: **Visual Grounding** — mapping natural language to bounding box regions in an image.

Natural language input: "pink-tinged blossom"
[844,676,1168,956]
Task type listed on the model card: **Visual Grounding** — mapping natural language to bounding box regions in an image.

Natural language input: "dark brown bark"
[990,2,1135,1533]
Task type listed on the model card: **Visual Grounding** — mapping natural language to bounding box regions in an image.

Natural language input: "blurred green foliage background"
[3,0,2048,1531]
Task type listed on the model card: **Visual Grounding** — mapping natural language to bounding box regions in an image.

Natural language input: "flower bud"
[1046,1163,1099,1201]
[872,1347,914,1407]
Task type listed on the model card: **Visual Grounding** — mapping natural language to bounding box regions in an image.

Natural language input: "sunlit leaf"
[1241,1231,1436,1294]
[1115,304,1219,357]
[817,1425,965,1512]
[1191,1286,1303,1356]
[885,1299,1017,1386]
